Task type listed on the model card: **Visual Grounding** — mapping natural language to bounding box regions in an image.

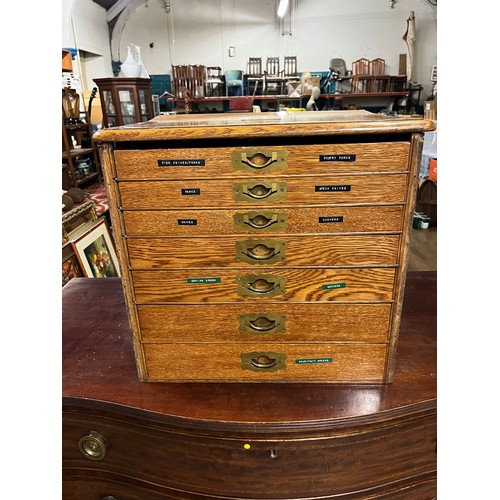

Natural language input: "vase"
[120,45,143,77]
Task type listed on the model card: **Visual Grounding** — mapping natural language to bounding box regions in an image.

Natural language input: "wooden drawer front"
[132,268,396,304]
[123,205,404,236]
[138,303,391,342]
[142,342,386,382]
[118,174,408,209]
[127,234,400,269]
[63,413,436,497]
[113,142,410,179]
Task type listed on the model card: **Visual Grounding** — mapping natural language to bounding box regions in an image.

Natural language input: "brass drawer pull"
[234,211,288,232]
[236,239,286,265]
[241,352,286,371]
[78,431,108,461]
[234,181,287,202]
[239,312,286,334]
[252,355,278,369]
[237,274,286,298]
[242,151,278,169]
[231,148,288,173]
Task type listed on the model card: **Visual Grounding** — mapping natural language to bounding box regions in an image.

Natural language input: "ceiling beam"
[106,0,132,22]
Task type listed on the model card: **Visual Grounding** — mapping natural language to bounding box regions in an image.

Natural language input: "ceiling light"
[277,0,289,18]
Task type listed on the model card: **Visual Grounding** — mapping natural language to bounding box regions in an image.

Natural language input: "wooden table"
[62,271,436,499]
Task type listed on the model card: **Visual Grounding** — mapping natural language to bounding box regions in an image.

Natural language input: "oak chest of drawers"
[94,110,435,383]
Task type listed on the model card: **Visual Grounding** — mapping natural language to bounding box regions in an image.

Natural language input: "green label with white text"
[295,358,333,364]
[322,282,346,290]
[187,277,221,284]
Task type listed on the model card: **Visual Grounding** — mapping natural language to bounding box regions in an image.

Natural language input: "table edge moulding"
[62,272,436,499]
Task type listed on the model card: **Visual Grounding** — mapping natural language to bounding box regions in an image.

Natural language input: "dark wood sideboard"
[62,271,437,499]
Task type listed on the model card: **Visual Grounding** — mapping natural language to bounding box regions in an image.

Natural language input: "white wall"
[62,0,113,89]
[115,0,436,96]
[63,0,436,97]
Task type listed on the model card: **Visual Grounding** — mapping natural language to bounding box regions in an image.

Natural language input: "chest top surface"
[93,110,436,143]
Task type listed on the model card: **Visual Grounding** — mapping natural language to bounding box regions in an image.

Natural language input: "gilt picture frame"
[72,218,121,278]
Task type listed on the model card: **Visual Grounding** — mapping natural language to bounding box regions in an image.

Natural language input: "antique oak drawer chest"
[94,110,435,383]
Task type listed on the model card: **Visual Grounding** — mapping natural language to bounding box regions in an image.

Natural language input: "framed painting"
[72,218,121,278]
[62,242,84,286]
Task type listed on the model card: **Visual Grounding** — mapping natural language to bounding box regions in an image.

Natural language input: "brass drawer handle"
[251,354,278,369]
[250,316,277,331]
[241,351,286,371]
[241,151,278,169]
[237,274,286,298]
[247,243,277,260]
[231,149,288,173]
[78,431,108,461]
[239,312,286,335]
[234,181,287,202]
[234,212,288,232]
[245,213,277,228]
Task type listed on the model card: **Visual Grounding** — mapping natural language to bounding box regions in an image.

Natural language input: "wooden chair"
[351,58,372,93]
[171,65,190,98]
[247,57,263,96]
[370,58,391,93]
[224,70,244,97]
[205,66,224,97]
[263,56,283,95]
[283,55,301,96]
[189,64,206,98]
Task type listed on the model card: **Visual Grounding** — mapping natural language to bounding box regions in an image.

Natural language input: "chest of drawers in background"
[94,110,435,383]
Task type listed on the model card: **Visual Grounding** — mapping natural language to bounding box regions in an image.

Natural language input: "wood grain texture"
[118,173,408,208]
[137,303,392,342]
[123,205,404,236]
[131,267,396,303]
[126,234,401,269]
[113,141,411,179]
[142,342,386,382]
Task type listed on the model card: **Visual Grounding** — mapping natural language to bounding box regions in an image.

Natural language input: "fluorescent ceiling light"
[277,0,289,17]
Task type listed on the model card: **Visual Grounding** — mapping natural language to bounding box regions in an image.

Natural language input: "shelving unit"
[62,116,102,189]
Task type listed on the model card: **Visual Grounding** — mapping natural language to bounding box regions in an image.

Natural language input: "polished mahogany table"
[62,271,436,499]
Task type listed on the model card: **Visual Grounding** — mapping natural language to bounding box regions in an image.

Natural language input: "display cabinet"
[93,77,154,127]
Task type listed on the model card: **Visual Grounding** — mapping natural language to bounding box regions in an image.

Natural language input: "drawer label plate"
[319,216,344,223]
[319,154,356,162]
[178,219,197,225]
[187,277,221,284]
[322,282,346,290]
[158,159,205,167]
[295,358,333,364]
[315,185,351,192]
[181,188,201,195]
